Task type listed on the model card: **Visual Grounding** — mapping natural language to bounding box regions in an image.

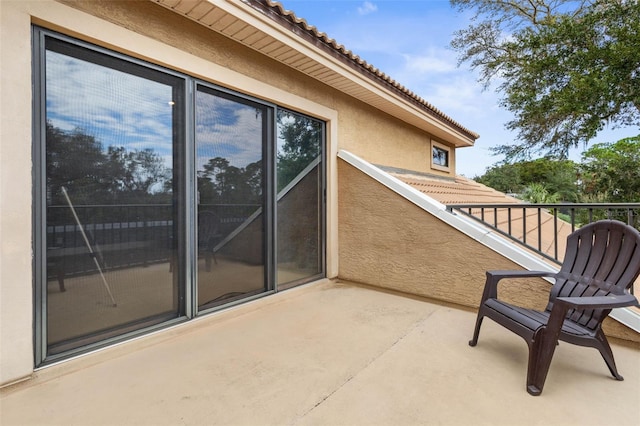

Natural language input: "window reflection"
[432,146,449,168]
[195,87,266,309]
[44,39,184,354]
[276,109,323,286]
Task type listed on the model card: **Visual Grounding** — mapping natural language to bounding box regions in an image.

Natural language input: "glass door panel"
[276,109,324,287]
[195,86,267,310]
[43,38,185,355]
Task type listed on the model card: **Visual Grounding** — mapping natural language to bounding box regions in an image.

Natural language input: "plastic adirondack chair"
[469,220,640,396]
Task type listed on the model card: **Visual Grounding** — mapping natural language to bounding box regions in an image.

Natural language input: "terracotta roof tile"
[392,172,572,261]
[393,173,521,206]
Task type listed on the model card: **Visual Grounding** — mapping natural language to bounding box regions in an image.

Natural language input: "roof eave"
[152,0,478,147]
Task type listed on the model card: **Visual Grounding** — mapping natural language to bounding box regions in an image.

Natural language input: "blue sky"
[279,0,637,177]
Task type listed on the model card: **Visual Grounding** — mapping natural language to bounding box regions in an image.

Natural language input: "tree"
[105,146,171,201]
[579,136,640,202]
[521,183,560,203]
[475,158,579,201]
[474,162,522,194]
[451,0,640,160]
[46,121,172,205]
[198,157,263,204]
[276,110,322,192]
[46,121,111,205]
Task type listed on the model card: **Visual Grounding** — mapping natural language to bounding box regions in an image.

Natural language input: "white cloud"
[403,49,457,74]
[357,1,377,15]
[46,51,175,163]
[195,95,264,171]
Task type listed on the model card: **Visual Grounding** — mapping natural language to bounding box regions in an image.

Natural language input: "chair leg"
[526,327,560,396]
[594,329,623,381]
[469,312,484,347]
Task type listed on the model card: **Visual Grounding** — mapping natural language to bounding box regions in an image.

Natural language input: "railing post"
[553,208,558,260]
[537,208,542,252]
[522,207,526,244]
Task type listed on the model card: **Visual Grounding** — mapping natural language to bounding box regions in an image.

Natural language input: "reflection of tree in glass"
[277,110,321,192]
[105,147,170,198]
[198,157,262,204]
[46,121,172,206]
[433,147,447,167]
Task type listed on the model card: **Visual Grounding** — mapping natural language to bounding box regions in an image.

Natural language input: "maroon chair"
[469,220,640,395]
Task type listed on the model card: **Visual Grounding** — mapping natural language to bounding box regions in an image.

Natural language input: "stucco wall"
[337,160,639,344]
[0,0,36,387]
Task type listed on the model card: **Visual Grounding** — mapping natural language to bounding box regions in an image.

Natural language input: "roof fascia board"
[161,0,475,147]
[337,149,640,334]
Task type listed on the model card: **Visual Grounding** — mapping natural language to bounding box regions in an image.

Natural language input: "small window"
[431,141,450,171]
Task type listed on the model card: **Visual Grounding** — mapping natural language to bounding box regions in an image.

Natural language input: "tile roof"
[246,0,479,140]
[391,171,573,261]
[395,173,520,206]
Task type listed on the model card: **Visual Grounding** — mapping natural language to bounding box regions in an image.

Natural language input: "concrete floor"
[2,280,639,426]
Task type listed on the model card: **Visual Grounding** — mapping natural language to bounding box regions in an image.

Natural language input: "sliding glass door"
[195,86,270,310]
[38,35,186,356]
[34,28,323,365]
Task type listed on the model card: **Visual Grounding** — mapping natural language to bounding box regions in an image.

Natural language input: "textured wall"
[337,160,639,343]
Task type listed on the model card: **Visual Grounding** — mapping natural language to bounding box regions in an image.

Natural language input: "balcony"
[1,280,638,425]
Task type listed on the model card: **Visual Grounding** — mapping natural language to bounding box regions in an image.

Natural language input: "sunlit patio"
[2,279,638,426]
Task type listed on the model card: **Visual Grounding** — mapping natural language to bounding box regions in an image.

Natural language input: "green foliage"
[521,183,560,203]
[579,135,640,202]
[475,158,579,201]
[475,136,640,206]
[451,0,640,160]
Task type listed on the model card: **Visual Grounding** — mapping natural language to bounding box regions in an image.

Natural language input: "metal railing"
[446,203,640,265]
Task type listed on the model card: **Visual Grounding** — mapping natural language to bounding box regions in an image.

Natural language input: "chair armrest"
[487,270,556,280]
[480,270,556,302]
[554,293,639,310]
[544,293,639,349]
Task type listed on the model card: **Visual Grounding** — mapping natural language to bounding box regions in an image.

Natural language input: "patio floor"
[1,279,639,425]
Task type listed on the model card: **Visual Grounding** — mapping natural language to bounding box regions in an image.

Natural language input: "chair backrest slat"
[547,220,640,330]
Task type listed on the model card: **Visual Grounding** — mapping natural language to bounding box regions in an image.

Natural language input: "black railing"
[446,203,640,265]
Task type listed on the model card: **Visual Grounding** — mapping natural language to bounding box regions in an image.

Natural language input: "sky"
[278,0,637,177]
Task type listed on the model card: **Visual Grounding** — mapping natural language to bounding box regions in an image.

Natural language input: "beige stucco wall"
[336,101,456,176]
[0,0,36,388]
[337,160,639,344]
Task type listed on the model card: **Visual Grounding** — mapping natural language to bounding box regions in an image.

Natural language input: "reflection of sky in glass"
[46,51,174,165]
[276,113,295,154]
[196,90,263,171]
